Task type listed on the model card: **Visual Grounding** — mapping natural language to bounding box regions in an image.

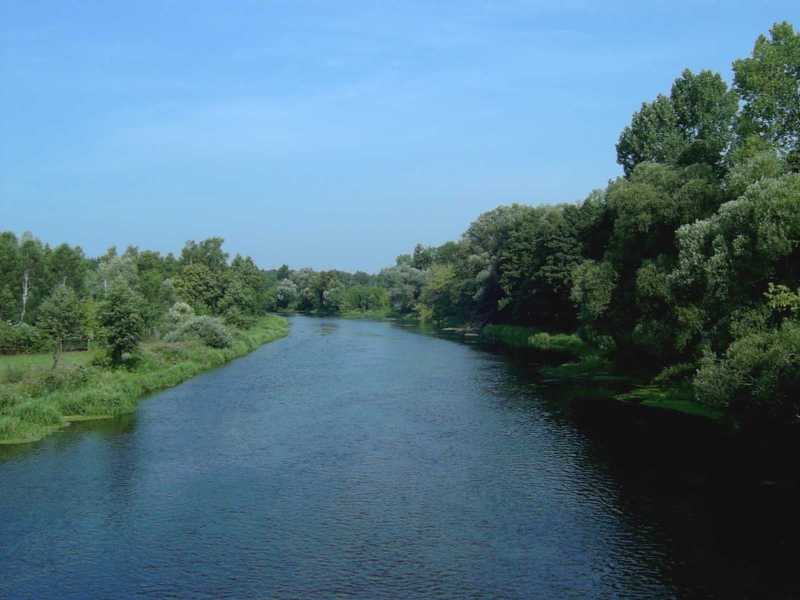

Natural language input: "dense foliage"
[375,22,800,423]
[0,234,282,360]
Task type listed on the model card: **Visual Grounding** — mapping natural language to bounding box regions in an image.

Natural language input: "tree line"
[375,22,800,423]
[0,235,281,367]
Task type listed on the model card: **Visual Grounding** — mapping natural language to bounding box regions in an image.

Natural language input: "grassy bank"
[479,324,722,421]
[615,385,726,421]
[0,314,288,445]
[480,325,588,357]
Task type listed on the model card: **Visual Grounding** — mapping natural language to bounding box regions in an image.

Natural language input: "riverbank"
[0,314,289,445]
[478,324,726,422]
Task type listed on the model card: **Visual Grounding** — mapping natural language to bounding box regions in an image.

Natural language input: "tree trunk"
[52,339,61,370]
[20,270,29,323]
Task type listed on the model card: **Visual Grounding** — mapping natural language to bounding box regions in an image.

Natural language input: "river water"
[1,316,798,599]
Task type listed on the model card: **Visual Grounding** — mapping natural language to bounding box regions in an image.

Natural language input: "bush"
[164,301,195,331]
[0,321,48,353]
[164,316,232,348]
[3,363,28,384]
[0,387,25,413]
[222,307,255,329]
[694,320,800,421]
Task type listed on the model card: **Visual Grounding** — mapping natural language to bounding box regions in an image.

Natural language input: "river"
[1,316,798,598]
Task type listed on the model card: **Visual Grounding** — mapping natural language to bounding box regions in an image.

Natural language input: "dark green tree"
[98,281,145,365]
[37,284,84,369]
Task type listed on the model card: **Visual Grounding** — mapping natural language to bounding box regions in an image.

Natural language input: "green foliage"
[98,281,145,365]
[616,69,737,175]
[724,135,786,197]
[734,21,800,156]
[480,326,587,358]
[672,173,800,351]
[342,285,389,313]
[570,260,617,322]
[0,321,48,354]
[165,301,195,329]
[418,264,461,324]
[165,316,232,348]
[36,285,84,368]
[694,319,800,420]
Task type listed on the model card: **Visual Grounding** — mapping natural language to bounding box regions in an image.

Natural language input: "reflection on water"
[318,321,338,335]
[0,316,798,599]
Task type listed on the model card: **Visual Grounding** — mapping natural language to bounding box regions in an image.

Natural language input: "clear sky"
[1,1,798,272]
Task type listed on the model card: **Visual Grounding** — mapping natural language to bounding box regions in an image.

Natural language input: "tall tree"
[734,21,800,163]
[98,281,145,365]
[616,70,737,175]
[37,285,84,369]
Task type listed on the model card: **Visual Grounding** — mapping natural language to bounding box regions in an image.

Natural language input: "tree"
[275,279,298,309]
[617,95,686,176]
[497,205,583,330]
[671,173,800,355]
[98,281,145,365]
[734,22,800,160]
[18,232,45,323]
[175,263,224,314]
[411,244,435,270]
[616,70,737,175]
[37,285,84,369]
[180,238,228,271]
[379,264,426,314]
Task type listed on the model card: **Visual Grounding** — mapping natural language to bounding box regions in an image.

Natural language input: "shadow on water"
[396,319,800,598]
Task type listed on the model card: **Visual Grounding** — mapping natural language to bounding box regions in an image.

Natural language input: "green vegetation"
[481,326,587,357]
[374,22,800,425]
[0,315,287,444]
[2,21,798,429]
[1,230,290,444]
[615,386,726,421]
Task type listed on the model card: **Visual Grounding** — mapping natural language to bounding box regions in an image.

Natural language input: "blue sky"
[1,1,798,272]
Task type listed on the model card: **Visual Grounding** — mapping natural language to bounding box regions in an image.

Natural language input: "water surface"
[1,316,798,598]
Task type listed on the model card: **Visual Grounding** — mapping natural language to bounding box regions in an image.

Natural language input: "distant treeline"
[0,235,283,358]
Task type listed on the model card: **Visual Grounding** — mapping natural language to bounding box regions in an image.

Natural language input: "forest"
[1,21,799,436]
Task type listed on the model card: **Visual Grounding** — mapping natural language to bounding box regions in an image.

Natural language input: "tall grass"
[0,315,288,444]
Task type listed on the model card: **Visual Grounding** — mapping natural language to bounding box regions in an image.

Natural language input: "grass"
[0,314,289,445]
[539,355,625,383]
[615,384,726,421]
[1,350,95,377]
[480,325,589,358]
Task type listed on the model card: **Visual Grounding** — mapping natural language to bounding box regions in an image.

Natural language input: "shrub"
[0,387,25,413]
[164,301,195,331]
[164,316,232,348]
[3,363,28,384]
[694,320,800,421]
[222,307,254,329]
[0,321,48,353]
